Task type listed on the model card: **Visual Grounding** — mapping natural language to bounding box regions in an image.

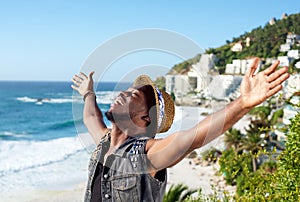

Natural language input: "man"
[71,58,289,202]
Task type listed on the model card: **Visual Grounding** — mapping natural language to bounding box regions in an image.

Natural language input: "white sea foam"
[0,135,90,197]
[0,137,83,175]
[0,131,28,138]
[16,91,119,105]
[16,96,37,103]
[96,91,119,104]
[16,96,79,104]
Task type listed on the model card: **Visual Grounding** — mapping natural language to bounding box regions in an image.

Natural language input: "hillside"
[169,12,300,74]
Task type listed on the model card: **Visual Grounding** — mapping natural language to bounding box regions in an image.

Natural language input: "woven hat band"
[155,87,165,131]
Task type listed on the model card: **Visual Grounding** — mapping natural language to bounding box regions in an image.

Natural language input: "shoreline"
[16,156,235,202]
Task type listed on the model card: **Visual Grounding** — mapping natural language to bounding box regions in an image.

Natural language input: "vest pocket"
[112,176,138,202]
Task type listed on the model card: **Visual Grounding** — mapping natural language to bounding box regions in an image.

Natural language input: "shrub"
[218,148,252,185]
[237,112,300,200]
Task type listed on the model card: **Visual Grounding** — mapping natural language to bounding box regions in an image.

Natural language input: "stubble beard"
[105,111,131,123]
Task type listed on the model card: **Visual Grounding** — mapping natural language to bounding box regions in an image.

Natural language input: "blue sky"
[0,0,299,81]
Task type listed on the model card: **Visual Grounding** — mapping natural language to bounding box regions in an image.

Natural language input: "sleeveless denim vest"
[84,133,167,202]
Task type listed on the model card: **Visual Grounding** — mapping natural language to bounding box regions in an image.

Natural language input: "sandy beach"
[14,155,235,202]
[4,105,249,202]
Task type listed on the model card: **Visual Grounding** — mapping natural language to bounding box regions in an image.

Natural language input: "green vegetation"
[154,76,166,91]
[168,54,201,75]
[206,13,300,68]
[224,128,243,150]
[163,112,300,201]
[238,112,300,201]
[163,184,196,202]
[168,13,300,75]
[201,147,221,163]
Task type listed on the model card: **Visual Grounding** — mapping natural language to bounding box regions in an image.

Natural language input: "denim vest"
[84,133,167,202]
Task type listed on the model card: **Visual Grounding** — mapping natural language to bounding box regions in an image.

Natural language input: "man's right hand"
[71,71,95,96]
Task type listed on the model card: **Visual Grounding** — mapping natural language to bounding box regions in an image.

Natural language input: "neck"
[110,122,147,147]
[109,125,128,148]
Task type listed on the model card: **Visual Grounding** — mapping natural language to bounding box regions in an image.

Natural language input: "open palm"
[71,71,95,96]
[240,58,289,109]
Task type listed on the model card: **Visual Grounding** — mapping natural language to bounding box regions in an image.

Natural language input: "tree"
[163,184,197,202]
[224,128,242,150]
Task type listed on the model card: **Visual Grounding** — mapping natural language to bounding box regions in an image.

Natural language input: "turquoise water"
[0,81,131,141]
[0,81,131,197]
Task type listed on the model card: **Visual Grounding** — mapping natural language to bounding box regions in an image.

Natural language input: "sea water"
[0,81,130,199]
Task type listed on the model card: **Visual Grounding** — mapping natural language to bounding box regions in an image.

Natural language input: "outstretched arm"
[147,58,290,171]
[71,71,108,144]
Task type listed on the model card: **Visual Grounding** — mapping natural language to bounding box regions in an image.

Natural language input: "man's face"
[107,86,149,123]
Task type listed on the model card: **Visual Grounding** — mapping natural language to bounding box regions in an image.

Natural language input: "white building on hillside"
[165,54,216,96]
[280,33,300,52]
[287,50,299,59]
[231,42,243,52]
[296,61,300,69]
[283,74,300,99]
[278,56,291,67]
[165,75,195,95]
[190,54,216,91]
[283,100,300,125]
[225,58,260,75]
[208,75,242,100]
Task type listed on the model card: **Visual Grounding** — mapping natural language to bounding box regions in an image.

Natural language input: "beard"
[105,111,131,123]
[105,111,115,122]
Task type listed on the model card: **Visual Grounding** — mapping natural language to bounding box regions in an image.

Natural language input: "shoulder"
[145,138,161,153]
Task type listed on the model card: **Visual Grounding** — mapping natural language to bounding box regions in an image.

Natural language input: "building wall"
[287,50,299,59]
[165,75,192,96]
[278,56,291,67]
[283,74,300,99]
[225,58,258,75]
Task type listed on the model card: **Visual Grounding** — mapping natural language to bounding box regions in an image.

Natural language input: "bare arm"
[147,58,290,171]
[71,72,108,144]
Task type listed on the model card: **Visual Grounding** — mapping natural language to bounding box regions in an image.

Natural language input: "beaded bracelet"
[83,90,96,102]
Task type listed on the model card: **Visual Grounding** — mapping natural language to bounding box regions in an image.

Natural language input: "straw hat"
[133,75,175,133]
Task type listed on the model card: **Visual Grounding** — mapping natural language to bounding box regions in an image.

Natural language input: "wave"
[16,96,37,103]
[96,91,119,104]
[16,96,81,104]
[0,131,28,139]
[47,119,81,130]
[0,136,85,177]
[16,91,120,105]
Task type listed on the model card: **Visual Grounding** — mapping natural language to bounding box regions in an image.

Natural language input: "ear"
[141,115,151,123]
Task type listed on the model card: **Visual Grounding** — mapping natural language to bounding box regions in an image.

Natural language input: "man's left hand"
[240,58,290,109]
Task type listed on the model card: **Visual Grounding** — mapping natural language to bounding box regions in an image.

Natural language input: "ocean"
[0,81,131,199]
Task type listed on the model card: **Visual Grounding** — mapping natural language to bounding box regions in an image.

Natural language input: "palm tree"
[239,132,262,172]
[224,128,243,150]
[163,184,197,202]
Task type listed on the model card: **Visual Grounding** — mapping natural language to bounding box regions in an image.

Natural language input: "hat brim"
[133,75,175,133]
[133,75,160,132]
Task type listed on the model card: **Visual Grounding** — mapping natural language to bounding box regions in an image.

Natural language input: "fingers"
[72,76,82,86]
[89,71,95,79]
[246,57,260,77]
[71,71,91,85]
[267,66,289,83]
[264,60,280,76]
[71,71,95,93]
[79,72,88,79]
[71,84,79,91]
[266,85,283,98]
[269,71,290,89]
